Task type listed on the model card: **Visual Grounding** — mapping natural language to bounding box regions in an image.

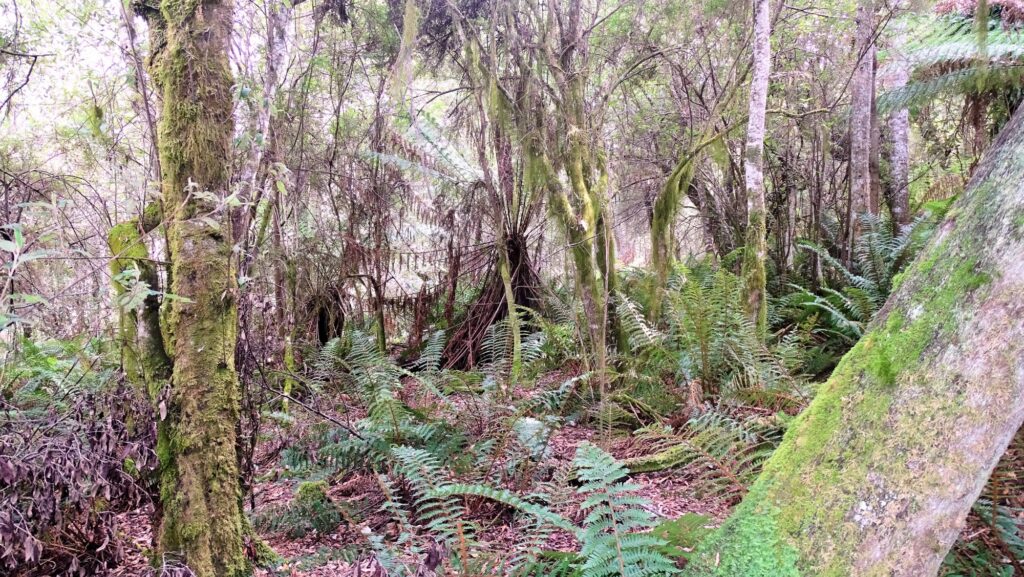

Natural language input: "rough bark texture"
[886,52,911,227]
[684,105,1024,576]
[741,0,771,336]
[848,0,876,259]
[148,1,248,575]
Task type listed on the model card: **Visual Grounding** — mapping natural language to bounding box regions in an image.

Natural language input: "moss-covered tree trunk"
[108,204,171,396]
[685,105,1024,576]
[147,1,248,575]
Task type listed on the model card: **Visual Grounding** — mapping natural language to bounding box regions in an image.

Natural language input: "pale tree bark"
[741,0,772,336]
[888,76,913,228]
[886,53,911,227]
[684,104,1024,576]
[848,0,876,261]
[147,1,248,575]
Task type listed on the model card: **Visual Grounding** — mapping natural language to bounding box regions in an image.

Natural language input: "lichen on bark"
[685,106,1024,576]
[147,1,249,575]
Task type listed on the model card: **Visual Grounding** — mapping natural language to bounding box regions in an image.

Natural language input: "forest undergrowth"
[7,226,1020,577]
[5,2,1024,573]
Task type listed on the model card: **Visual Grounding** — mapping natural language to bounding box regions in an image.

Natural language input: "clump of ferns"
[623,407,787,504]
[277,330,466,480]
[780,211,940,376]
[613,268,802,415]
[367,443,678,576]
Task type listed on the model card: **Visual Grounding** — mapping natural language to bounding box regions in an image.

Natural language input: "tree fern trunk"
[684,104,1024,576]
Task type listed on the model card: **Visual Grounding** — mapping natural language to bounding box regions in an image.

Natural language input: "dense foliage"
[2,0,1023,575]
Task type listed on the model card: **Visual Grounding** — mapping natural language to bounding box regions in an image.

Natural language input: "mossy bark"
[685,106,1024,576]
[147,1,248,576]
[108,204,172,397]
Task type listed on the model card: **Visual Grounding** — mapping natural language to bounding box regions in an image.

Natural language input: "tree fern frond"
[877,62,1024,113]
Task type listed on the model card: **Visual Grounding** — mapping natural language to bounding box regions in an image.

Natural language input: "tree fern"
[879,9,1024,113]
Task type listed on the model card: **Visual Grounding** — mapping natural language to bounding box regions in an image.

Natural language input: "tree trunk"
[885,37,911,228]
[684,104,1024,576]
[848,0,876,262]
[107,204,171,397]
[148,1,248,575]
[741,0,772,336]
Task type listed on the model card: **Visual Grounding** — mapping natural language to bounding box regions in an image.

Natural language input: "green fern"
[390,445,464,544]
[789,212,938,349]
[251,481,344,539]
[623,410,784,502]
[666,266,793,399]
[574,442,679,577]
[401,444,678,576]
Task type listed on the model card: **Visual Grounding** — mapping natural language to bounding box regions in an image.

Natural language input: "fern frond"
[429,484,578,534]
[573,443,679,577]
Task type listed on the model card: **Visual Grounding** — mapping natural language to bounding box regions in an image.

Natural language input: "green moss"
[741,209,768,336]
[683,482,800,576]
[689,218,996,573]
[148,1,247,575]
[296,480,330,504]
[652,513,713,560]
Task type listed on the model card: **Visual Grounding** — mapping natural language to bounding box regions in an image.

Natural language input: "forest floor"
[109,369,734,577]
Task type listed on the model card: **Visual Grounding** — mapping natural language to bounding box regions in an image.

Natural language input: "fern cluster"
[780,211,939,373]
[371,443,679,576]
[615,264,799,408]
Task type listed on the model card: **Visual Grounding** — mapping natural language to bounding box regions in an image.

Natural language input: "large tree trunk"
[741,0,772,336]
[848,0,876,262]
[684,105,1024,575]
[148,1,248,575]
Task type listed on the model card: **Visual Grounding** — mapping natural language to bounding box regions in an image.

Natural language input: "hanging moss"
[650,156,695,317]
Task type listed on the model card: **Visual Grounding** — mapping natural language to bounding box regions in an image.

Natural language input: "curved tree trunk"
[107,203,171,397]
[148,1,248,575]
[685,105,1024,576]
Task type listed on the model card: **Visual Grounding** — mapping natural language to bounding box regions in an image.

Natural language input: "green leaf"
[162,292,194,304]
